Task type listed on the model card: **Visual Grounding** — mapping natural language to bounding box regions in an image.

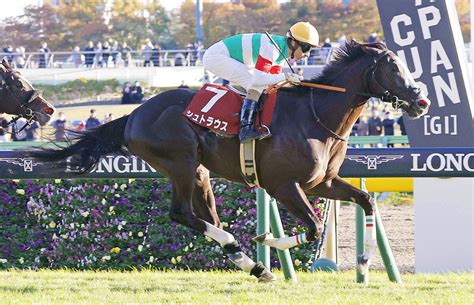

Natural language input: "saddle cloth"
[182,83,277,135]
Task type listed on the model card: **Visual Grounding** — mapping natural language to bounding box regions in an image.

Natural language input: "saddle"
[182,84,277,137]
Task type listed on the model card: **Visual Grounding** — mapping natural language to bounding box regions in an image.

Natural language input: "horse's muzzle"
[403,94,431,118]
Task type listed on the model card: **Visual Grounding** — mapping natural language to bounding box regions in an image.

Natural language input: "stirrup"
[239,129,270,143]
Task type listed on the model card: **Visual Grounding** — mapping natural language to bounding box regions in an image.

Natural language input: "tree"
[148,6,174,49]
[0,5,64,50]
[57,0,109,48]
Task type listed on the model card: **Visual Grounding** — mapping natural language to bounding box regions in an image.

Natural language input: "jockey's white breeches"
[203,41,281,94]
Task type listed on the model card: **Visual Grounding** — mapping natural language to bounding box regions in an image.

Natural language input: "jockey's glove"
[284,72,303,84]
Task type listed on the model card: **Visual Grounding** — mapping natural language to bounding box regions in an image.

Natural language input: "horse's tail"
[27,115,129,173]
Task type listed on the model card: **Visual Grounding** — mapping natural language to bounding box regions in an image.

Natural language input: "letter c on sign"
[390,14,415,47]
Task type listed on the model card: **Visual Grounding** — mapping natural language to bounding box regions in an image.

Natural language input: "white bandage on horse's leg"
[226,251,256,272]
[363,215,376,261]
[204,221,256,272]
[204,221,235,246]
[260,233,308,250]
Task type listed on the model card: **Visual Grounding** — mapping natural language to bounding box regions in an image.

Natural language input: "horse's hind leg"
[305,176,376,274]
[162,160,274,282]
[192,165,221,228]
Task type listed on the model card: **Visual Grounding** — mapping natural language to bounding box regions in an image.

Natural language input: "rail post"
[357,178,402,284]
[269,198,297,282]
[256,189,297,281]
[355,190,368,284]
[256,188,270,268]
[373,195,402,283]
[325,199,340,263]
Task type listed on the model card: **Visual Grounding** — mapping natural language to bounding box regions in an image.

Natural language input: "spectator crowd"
[1,31,383,69]
[2,39,205,69]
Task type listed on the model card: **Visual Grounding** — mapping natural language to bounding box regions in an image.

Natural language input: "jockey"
[203,22,319,143]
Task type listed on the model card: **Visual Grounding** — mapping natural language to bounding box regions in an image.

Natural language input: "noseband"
[0,66,41,130]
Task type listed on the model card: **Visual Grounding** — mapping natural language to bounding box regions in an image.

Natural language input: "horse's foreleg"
[306,176,376,274]
[261,182,323,249]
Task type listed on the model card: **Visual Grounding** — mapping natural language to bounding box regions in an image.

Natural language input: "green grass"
[0,270,472,304]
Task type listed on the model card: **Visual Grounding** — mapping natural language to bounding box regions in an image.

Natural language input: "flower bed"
[0,179,324,271]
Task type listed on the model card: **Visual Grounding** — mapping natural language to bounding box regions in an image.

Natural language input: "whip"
[264,31,296,74]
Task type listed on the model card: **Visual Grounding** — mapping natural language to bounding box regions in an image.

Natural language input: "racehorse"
[28,41,430,281]
[0,59,54,126]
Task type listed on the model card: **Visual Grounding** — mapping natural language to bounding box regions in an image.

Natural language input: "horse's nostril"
[418,99,428,108]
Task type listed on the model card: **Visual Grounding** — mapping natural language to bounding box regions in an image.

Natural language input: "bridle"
[263,32,419,140]
[0,64,42,132]
[305,49,421,141]
[363,50,419,111]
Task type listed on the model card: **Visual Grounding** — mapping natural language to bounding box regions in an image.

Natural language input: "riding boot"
[239,99,267,143]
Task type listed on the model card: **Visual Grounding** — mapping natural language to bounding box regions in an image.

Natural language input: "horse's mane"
[280,40,387,93]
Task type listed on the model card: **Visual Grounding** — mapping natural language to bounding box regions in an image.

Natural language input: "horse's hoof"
[252,232,273,244]
[357,254,370,275]
[257,269,277,283]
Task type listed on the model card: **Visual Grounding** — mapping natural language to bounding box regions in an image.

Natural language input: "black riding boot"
[239,99,267,143]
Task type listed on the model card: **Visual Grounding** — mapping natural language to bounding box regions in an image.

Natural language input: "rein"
[308,89,348,141]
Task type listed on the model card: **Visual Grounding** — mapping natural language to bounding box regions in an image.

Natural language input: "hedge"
[0,179,324,271]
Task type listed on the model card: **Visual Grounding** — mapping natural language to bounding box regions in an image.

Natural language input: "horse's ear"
[360,45,381,56]
[0,60,7,73]
[1,59,10,70]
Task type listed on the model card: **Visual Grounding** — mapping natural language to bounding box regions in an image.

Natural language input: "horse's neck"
[315,61,369,138]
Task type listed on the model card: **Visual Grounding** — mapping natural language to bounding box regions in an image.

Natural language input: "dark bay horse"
[29,42,430,281]
[0,59,55,125]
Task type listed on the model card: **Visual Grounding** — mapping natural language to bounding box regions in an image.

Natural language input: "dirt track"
[330,203,415,273]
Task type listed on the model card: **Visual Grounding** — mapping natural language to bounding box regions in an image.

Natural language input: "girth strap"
[239,140,260,187]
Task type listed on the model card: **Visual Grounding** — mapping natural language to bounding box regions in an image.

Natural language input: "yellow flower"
[294,259,301,267]
[54,179,61,184]
[110,247,121,254]
[49,221,56,229]
[120,184,127,191]
[101,255,111,261]
[171,257,176,265]
[138,231,144,237]
[148,256,154,263]
[0,258,7,264]
[16,189,25,195]
[18,257,24,264]
[128,231,133,237]
[128,179,135,184]
[81,211,89,218]
[176,256,182,263]
[138,245,143,252]
[61,234,68,239]
[12,179,20,183]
